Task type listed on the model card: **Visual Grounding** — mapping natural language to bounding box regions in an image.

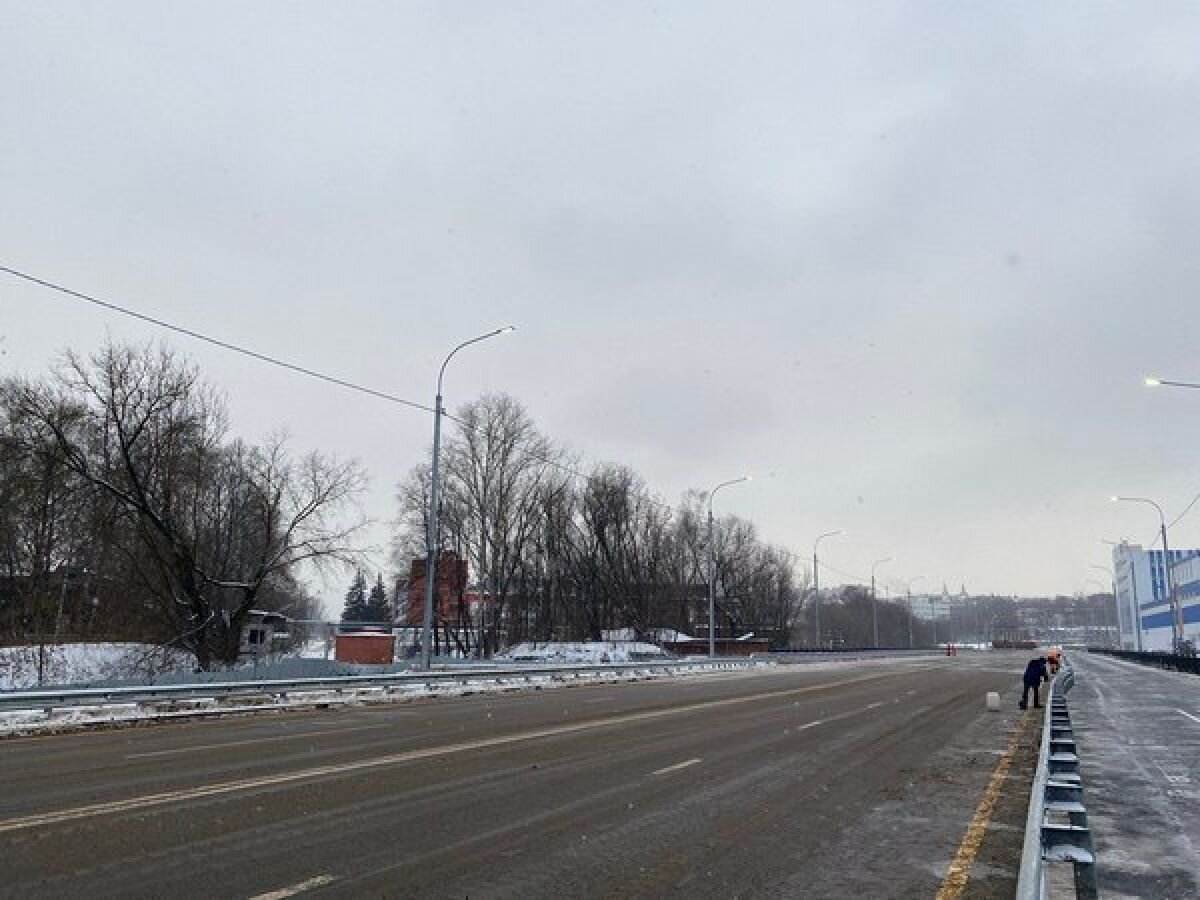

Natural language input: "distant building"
[907,593,951,621]
[1112,543,1200,651]
[403,551,469,626]
[1164,554,1200,651]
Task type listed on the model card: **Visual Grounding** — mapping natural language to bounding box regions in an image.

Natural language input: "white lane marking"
[865,701,885,710]
[0,670,900,834]
[794,703,883,734]
[651,757,702,776]
[248,874,337,899]
[582,697,616,704]
[1178,709,1200,726]
[125,724,388,759]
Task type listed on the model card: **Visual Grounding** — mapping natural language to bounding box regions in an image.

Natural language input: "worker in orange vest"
[1046,647,1060,674]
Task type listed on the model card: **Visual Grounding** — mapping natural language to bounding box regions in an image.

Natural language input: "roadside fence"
[1086,647,1200,675]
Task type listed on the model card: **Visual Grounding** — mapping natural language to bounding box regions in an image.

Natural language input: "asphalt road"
[1067,651,1200,898]
[0,653,1034,899]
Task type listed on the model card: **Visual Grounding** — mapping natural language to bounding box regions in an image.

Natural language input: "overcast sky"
[4,2,1200,610]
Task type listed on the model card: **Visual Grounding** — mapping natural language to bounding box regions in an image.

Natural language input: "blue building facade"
[1112,543,1200,651]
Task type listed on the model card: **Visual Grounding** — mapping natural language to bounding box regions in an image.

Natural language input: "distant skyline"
[5,3,1200,613]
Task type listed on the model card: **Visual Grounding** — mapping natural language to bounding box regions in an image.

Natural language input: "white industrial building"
[1111,542,1200,652]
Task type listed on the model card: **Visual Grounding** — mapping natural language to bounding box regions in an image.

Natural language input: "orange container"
[334,632,395,664]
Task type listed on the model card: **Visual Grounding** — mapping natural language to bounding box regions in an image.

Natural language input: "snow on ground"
[495,641,670,664]
[0,642,194,690]
[601,628,697,643]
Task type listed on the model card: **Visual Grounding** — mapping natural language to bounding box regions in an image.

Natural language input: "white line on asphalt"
[1177,709,1200,725]
[794,719,825,731]
[125,724,389,759]
[651,758,702,776]
[582,697,616,704]
[0,671,900,834]
[865,701,885,710]
[247,874,337,899]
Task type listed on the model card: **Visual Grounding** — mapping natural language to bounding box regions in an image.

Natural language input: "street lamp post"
[1086,577,1108,645]
[421,326,515,670]
[1090,564,1116,648]
[812,531,844,649]
[904,576,925,649]
[707,476,751,657]
[870,557,892,649]
[1111,496,1183,652]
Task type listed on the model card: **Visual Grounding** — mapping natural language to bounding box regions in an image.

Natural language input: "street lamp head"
[1144,376,1162,387]
[1109,496,1120,503]
[497,325,517,335]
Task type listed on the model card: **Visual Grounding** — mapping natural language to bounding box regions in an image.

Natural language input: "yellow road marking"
[935,712,1030,899]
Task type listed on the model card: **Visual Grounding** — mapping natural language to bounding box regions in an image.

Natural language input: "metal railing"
[0,658,757,715]
[1087,647,1200,674]
[1016,665,1097,900]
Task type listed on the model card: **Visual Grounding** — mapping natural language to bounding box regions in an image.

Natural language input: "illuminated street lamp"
[422,326,515,669]
[1144,376,1200,390]
[707,476,751,657]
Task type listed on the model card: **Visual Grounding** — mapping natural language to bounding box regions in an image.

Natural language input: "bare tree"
[2,342,367,667]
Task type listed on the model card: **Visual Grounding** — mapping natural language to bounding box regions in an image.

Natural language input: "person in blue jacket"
[1019,655,1049,709]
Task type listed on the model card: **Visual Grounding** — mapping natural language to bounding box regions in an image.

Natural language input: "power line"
[1,263,683,515]
[0,264,437,415]
[1168,489,1200,531]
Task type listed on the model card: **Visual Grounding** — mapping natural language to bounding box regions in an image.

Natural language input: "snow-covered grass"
[494,641,670,664]
[0,642,194,690]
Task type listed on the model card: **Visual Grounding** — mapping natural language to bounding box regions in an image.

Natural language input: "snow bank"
[494,641,669,664]
[0,642,194,690]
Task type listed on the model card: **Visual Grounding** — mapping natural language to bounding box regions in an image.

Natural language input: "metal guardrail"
[1086,646,1200,674]
[1016,665,1097,900]
[0,658,756,714]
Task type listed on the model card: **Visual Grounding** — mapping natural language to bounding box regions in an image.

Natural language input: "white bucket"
[986,691,1001,711]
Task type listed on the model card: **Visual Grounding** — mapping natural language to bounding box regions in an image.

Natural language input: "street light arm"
[707,476,751,514]
[871,557,893,577]
[1112,495,1166,528]
[437,326,517,395]
[1145,376,1200,390]
[813,529,844,555]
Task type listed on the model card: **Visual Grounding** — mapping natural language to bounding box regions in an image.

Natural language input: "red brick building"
[404,552,469,626]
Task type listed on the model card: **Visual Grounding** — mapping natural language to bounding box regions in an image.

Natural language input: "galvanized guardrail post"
[1015,665,1097,900]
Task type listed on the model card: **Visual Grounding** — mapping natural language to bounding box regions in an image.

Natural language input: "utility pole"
[870,558,892,649]
[812,531,843,649]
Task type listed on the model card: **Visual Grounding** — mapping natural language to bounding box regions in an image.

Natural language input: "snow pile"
[494,641,670,664]
[601,628,698,643]
[0,642,194,690]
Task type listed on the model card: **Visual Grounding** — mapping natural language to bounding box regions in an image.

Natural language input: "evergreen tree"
[341,570,368,623]
[365,573,391,623]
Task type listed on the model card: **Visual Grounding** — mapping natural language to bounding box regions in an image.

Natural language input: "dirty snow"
[494,641,670,664]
